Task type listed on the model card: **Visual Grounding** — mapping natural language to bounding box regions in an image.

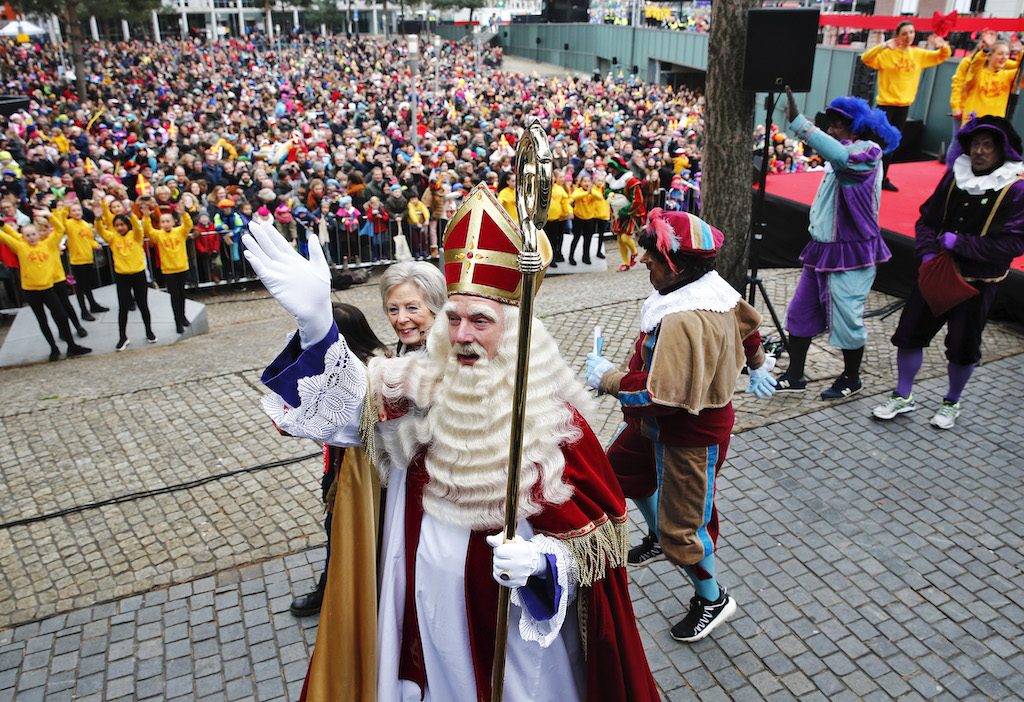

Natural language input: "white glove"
[243,220,333,349]
[584,352,616,390]
[486,533,546,588]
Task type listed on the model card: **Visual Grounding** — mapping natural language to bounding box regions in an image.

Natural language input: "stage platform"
[761,160,1024,324]
[0,284,208,367]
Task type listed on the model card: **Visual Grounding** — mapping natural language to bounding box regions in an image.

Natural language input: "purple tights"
[945,362,975,403]
[896,347,975,402]
[895,348,923,398]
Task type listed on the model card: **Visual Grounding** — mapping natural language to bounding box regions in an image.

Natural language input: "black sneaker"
[670,587,737,643]
[627,531,665,567]
[91,304,110,313]
[146,331,158,344]
[882,179,899,192]
[67,344,92,357]
[775,372,807,392]
[81,311,96,322]
[48,348,61,362]
[76,326,88,339]
[820,375,863,400]
[116,338,130,352]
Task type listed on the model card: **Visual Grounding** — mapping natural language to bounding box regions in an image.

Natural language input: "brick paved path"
[1,264,1022,700]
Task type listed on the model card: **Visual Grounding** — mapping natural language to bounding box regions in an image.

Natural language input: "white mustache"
[453,342,486,357]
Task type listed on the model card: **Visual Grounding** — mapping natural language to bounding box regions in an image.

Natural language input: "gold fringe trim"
[359,385,383,482]
[539,513,629,588]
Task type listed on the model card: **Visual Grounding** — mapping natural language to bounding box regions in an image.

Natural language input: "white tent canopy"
[0,21,47,37]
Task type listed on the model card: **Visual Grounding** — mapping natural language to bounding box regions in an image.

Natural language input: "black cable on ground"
[0,450,322,531]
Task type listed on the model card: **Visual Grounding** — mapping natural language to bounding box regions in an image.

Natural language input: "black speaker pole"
[745,90,789,352]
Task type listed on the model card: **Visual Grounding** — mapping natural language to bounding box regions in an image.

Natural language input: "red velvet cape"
[397,409,661,702]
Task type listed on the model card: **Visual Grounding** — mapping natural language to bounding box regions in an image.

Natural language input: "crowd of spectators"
[0,32,705,313]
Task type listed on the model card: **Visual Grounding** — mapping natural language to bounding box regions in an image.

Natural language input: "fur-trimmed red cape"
[397,409,661,702]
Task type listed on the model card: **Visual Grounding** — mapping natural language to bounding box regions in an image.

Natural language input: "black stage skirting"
[760,193,1024,327]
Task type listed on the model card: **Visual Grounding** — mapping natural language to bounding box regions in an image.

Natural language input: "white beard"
[369,307,597,530]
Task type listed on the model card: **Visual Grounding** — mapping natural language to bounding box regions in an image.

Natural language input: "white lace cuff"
[510,534,578,648]
[261,336,367,447]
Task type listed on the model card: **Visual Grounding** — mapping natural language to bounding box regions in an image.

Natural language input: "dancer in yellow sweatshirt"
[97,212,156,350]
[144,209,193,334]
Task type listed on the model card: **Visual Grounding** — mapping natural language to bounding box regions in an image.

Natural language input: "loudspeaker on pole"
[742,9,820,93]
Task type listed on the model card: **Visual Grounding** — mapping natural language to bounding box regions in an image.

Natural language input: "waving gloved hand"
[585,351,616,389]
[486,533,547,588]
[940,232,958,250]
[243,220,333,349]
[746,355,778,399]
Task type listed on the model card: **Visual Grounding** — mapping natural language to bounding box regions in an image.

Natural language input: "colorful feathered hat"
[644,208,724,269]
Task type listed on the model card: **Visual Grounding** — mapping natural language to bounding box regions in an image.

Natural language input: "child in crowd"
[406,192,430,259]
[95,211,155,350]
[50,201,109,320]
[336,195,361,262]
[144,208,194,334]
[192,212,221,284]
[364,196,390,262]
[0,221,91,360]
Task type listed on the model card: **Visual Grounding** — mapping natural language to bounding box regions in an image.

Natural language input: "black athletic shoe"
[176,324,184,335]
[775,372,807,392]
[81,311,96,322]
[48,348,61,362]
[820,375,863,400]
[671,587,738,643]
[90,304,110,313]
[627,531,665,567]
[182,318,191,328]
[116,338,130,352]
[76,327,88,339]
[67,344,92,357]
[882,179,899,192]
[146,331,158,344]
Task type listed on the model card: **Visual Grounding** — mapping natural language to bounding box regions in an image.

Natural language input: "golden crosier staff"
[490,116,553,702]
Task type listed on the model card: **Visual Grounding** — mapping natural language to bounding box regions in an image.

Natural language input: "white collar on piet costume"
[952,155,1024,195]
[606,170,631,190]
[639,270,741,332]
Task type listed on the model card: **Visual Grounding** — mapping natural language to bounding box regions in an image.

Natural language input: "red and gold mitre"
[442,183,552,305]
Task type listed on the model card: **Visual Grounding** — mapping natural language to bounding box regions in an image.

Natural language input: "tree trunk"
[701,0,756,291]
[65,1,87,102]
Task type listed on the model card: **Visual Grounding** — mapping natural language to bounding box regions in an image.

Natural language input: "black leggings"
[52,281,82,332]
[878,104,909,179]
[23,287,73,350]
[164,271,188,326]
[70,263,99,314]
[115,271,152,339]
[570,218,597,263]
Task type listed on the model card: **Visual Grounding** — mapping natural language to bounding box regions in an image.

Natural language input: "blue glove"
[940,232,958,250]
[921,252,937,264]
[746,359,778,399]
[585,352,616,389]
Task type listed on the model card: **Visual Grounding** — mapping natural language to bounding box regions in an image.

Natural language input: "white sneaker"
[872,393,916,420]
[930,401,960,430]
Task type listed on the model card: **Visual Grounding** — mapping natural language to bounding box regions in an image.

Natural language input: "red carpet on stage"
[765,161,1024,273]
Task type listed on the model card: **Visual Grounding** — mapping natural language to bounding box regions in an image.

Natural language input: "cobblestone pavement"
[1,258,1023,700]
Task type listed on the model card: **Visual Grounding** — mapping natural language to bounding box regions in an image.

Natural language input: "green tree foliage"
[18,0,161,99]
[430,0,488,25]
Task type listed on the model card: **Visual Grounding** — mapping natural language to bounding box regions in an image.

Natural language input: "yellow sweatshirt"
[96,216,146,275]
[950,52,1018,123]
[861,43,951,106]
[144,212,193,274]
[498,187,518,223]
[0,225,59,291]
[570,186,606,221]
[51,209,101,266]
[406,200,430,225]
[547,184,572,221]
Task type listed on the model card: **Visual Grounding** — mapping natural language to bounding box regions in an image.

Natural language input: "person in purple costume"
[873,116,1024,430]
[777,88,901,399]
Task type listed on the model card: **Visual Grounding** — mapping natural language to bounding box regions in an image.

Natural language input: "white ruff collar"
[639,271,741,332]
[607,170,631,190]
[952,155,1024,195]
